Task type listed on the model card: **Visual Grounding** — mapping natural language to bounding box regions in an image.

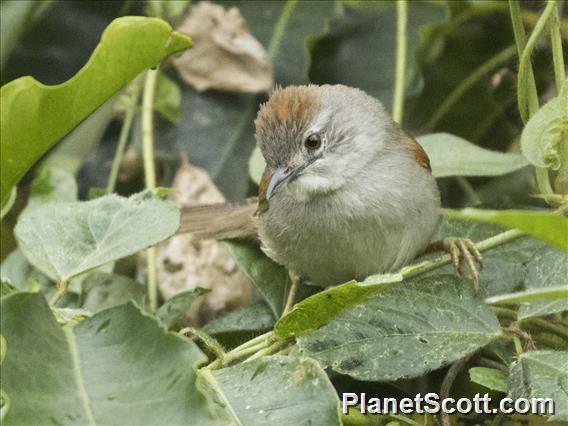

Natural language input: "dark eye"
[304,133,322,151]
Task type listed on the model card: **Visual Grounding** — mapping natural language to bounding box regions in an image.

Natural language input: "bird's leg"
[422,237,483,290]
[282,272,301,315]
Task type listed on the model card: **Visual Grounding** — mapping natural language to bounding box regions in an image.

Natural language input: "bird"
[179,84,482,312]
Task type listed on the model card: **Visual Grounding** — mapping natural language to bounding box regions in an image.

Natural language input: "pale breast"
[257,170,440,287]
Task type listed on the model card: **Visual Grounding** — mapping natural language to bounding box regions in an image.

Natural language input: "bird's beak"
[267,167,293,199]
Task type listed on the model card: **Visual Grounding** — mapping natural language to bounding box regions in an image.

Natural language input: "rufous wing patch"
[408,135,431,172]
[256,166,272,215]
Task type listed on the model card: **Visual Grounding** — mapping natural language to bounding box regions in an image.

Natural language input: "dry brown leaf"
[173,1,273,93]
[156,155,253,325]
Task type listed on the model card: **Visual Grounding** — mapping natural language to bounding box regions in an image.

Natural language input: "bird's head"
[254,84,395,204]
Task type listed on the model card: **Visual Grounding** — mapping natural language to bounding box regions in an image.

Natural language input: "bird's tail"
[178,198,258,241]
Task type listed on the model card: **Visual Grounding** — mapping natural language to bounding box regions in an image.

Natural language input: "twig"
[392,0,408,124]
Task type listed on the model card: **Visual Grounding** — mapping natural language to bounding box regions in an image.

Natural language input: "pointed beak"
[267,167,293,199]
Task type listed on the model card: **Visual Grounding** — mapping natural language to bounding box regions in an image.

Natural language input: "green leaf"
[1,292,214,425]
[226,240,290,318]
[0,16,191,208]
[293,275,501,381]
[521,83,567,169]
[156,288,209,328]
[469,367,507,392]
[518,248,568,320]
[417,133,529,177]
[275,280,373,339]
[79,272,146,314]
[310,1,449,111]
[443,208,568,252]
[154,73,181,123]
[508,350,568,421]
[199,355,341,425]
[14,191,180,282]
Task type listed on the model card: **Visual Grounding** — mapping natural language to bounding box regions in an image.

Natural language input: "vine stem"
[142,69,159,311]
[106,80,142,194]
[392,0,408,124]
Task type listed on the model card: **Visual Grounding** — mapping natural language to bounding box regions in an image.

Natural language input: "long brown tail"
[178,198,258,240]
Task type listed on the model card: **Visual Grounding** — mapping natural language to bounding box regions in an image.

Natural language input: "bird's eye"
[304,133,322,151]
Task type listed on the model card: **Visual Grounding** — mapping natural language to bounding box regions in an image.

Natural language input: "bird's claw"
[443,237,483,291]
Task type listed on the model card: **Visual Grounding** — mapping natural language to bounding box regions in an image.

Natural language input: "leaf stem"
[425,45,517,131]
[392,0,408,124]
[243,340,284,363]
[106,80,142,194]
[142,69,159,311]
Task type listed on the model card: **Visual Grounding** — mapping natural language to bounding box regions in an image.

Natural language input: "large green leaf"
[310,1,449,111]
[199,355,341,425]
[418,133,529,177]
[444,208,568,252]
[508,351,568,422]
[226,240,290,318]
[1,292,214,425]
[518,248,568,320]
[14,191,180,282]
[0,16,191,208]
[292,275,501,381]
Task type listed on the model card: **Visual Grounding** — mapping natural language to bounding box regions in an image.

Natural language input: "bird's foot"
[443,237,483,291]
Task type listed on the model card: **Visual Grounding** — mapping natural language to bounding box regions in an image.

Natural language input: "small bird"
[180,85,482,309]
